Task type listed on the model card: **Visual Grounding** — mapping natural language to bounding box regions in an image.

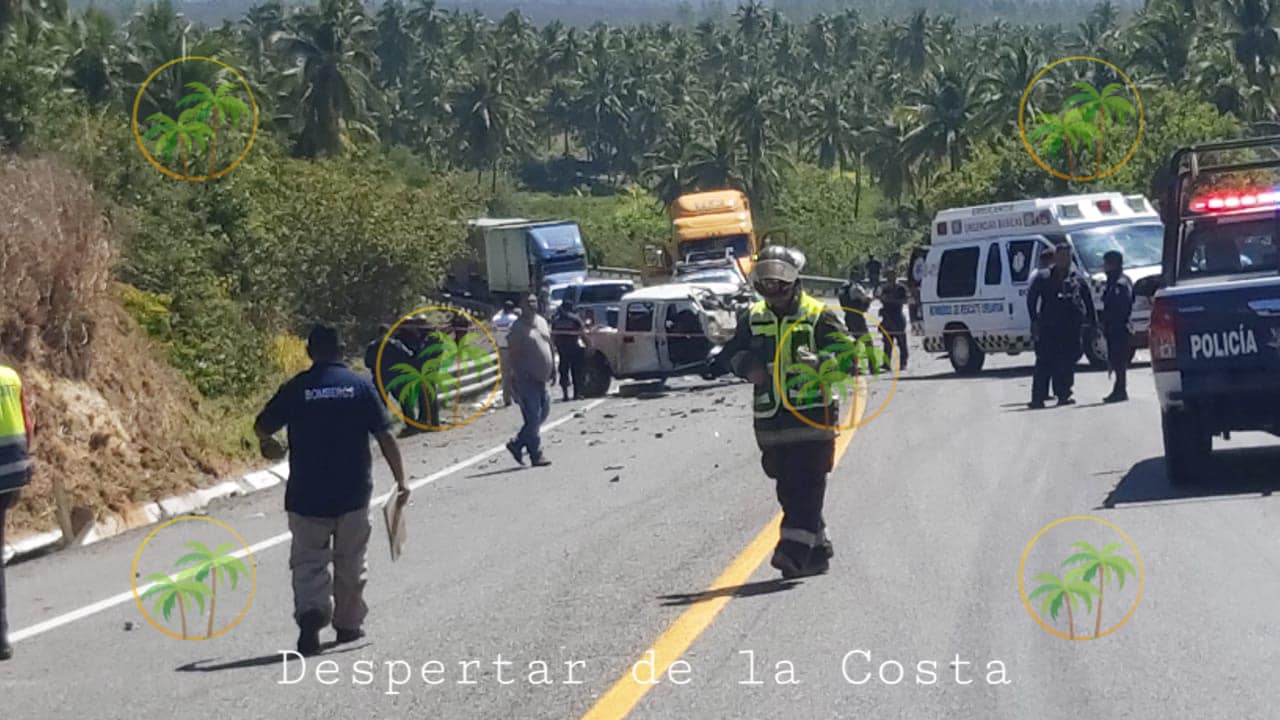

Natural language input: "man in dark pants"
[711,246,855,579]
[255,325,409,656]
[838,275,872,339]
[550,299,586,401]
[877,268,910,371]
[1027,242,1096,409]
[0,362,31,661]
[506,294,555,467]
[1100,250,1133,403]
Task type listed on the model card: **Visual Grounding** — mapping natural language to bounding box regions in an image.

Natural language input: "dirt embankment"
[1,158,239,536]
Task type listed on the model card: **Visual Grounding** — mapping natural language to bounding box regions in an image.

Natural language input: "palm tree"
[1064,81,1135,174]
[1062,541,1136,639]
[900,61,983,175]
[139,568,210,639]
[783,358,855,428]
[271,0,378,157]
[386,360,455,428]
[418,330,490,422]
[1028,568,1098,639]
[1028,109,1097,177]
[176,541,250,638]
[1221,0,1280,90]
[178,80,250,175]
[142,108,212,176]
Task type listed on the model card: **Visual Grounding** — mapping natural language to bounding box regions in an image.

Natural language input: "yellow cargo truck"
[645,189,758,282]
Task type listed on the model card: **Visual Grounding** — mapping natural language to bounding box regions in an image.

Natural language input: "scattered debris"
[714,432,720,438]
[123,621,134,631]
[713,397,727,405]
[605,465,624,471]
[574,411,586,418]
[588,439,603,447]
[608,475,620,483]
[690,408,706,414]
[654,432,664,438]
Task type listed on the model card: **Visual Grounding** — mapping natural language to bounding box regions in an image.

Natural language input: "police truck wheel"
[1083,327,1109,369]
[1162,409,1211,487]
[947,331,985,375]
[580,354,612,398]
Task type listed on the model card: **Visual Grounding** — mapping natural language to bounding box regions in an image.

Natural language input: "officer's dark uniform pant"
[761,440,834,559]
[1032,325,1080,403]
[0,490,15,636]
[881,314,908,369]
[1106,328,1129,394]
[556,345,583,396]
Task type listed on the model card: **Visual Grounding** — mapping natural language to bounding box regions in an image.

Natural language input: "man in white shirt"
[492,300,518,407]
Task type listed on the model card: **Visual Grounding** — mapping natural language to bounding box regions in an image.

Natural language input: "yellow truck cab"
[664,190,758,279]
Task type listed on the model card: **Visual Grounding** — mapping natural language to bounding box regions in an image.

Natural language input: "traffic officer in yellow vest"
[0,364,32,661]
[711,246,856,579]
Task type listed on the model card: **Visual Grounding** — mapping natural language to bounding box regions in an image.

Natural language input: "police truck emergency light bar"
[1187,188,1280,212]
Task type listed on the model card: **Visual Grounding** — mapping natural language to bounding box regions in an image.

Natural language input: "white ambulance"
[918,192,1162,374]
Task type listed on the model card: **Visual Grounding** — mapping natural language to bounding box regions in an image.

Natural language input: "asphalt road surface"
[4,337,1280,720]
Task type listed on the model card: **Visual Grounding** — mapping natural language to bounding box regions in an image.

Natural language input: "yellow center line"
[580,384,868,720]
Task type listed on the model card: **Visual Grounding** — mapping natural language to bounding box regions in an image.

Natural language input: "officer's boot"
[0,620,12,661]
[771,540,827,580]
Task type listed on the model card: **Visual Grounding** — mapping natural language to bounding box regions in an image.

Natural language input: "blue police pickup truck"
[1144,136,1280,486]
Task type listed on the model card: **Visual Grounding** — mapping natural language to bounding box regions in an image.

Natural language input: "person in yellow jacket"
[710,246,858,579]
[0,363,32,661]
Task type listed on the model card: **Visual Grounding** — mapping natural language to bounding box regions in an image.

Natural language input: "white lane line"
[10,399,607,644]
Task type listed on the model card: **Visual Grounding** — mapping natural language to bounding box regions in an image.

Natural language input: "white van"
[918,192,1161,374]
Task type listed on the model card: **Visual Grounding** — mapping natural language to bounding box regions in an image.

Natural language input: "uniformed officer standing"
[876,269,910,371]
[838,274,872,339]
[255,325,409,656]
[0,363,31,661]
[1027,242,1097,408]
[712,246,855,579]
[550,299,586,401]
[1100,250,1133,403]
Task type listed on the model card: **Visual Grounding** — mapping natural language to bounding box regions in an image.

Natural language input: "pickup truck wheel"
[1083,327,1109,369]
[580,353,613,398]
[947,331,986,375]
[1162,409,1212,487]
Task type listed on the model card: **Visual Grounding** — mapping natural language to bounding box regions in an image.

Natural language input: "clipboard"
[382,492,408,561]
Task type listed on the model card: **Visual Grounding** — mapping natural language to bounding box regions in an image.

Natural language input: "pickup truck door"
[621,301,661,373]
[661,300,702,371]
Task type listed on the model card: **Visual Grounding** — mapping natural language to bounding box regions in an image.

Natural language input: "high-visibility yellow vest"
[747,294,836,419]
[0,364,30,491]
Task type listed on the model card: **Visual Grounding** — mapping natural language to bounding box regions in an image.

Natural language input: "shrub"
[0,158,117,379]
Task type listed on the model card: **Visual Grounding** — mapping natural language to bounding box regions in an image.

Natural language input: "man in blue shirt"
[255,325,409,656]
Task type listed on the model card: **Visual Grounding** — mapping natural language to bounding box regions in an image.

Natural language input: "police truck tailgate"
[1165,276,1280,394]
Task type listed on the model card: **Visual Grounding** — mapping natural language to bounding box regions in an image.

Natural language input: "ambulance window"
[1007,240,1037,282]
[625,302,654,331]
[937,247,980,298]
[984,243,1003,285]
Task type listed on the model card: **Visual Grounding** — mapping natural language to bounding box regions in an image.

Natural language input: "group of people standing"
[1026,242,1132,408]
[838,256,911,373]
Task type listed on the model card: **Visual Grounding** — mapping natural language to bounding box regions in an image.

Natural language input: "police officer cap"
[1103,250,1123,264]
[753,245,806,284]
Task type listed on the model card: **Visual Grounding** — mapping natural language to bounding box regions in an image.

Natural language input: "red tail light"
[1149,296,1178,371]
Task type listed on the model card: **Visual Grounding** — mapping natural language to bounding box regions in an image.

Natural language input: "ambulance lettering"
[1188,325,1259,359]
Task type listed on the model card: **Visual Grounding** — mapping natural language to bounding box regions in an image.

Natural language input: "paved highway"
[3,339,1279,720]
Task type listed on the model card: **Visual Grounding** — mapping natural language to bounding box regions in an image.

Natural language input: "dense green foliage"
[1,0,1268,395]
